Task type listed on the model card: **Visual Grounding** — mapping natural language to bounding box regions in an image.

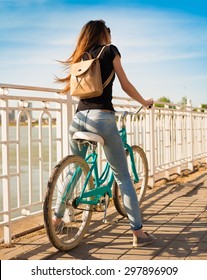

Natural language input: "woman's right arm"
[113,55,153,107]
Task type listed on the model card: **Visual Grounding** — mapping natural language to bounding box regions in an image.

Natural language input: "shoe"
[133,232,156,247]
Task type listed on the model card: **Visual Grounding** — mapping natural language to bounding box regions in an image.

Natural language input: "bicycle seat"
[72,131,105,146]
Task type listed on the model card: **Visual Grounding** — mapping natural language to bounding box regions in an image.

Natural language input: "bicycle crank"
[102,193,110,223]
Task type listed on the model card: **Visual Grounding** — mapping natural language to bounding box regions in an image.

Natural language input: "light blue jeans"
[69,109,142,230]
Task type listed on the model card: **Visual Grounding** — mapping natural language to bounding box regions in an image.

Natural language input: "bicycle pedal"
[103,219,108,224]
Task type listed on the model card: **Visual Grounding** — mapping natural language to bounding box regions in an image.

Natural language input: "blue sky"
[1,0,207,106]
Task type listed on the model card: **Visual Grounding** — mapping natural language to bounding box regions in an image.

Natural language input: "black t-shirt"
[76,44,121,112]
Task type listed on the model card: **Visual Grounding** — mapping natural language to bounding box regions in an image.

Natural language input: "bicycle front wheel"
[43,155,94,251]
[113,145,148,217]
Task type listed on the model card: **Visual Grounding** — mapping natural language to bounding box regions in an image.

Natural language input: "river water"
[0,126,57,217]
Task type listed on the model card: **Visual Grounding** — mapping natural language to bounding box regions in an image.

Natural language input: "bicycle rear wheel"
[113,145,148,217]
[44,155,94,251]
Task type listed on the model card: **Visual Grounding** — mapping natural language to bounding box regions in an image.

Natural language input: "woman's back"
[76,44,120,112]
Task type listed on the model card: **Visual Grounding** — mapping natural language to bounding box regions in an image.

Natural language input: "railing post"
[148,107,155,187]
[164,104,171,179]
[187,99,194,171]
[175,105,182,174]
[62,93,73,157]
[56,93,72,162]
[0,89,11,244]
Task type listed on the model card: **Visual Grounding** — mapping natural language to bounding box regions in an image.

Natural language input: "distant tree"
[158,96,171,103]
[201,104,207,109]
[155,96,172,107]
[199,104,207,112]
[180,96,188,106]
[155,96,174,108]
[177,96,189,110]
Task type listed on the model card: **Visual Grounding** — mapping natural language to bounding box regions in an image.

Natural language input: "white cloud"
[0,4,207,105]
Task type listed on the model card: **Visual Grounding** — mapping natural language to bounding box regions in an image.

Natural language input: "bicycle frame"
[73,124,139,208]
[120,127,139,183]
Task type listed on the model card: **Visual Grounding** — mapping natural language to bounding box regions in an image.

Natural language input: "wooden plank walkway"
[1,168,207,260]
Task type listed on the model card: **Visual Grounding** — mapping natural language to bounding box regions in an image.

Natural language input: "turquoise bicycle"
[44,106,149,251]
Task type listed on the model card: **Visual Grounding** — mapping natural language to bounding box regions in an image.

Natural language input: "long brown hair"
[57,20,110,94]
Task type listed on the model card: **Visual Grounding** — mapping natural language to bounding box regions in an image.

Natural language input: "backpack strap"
[96,45,107,58]
[84,45,114,88]
[97,45,115,89]
[103,70,115,88]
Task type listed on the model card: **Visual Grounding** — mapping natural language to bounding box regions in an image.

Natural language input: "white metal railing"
[0,83,207,244]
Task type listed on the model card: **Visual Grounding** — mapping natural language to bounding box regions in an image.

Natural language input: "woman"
[55,20,155,247]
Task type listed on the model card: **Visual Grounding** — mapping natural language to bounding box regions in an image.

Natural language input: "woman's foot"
[52,217,64,231]
[52,216,62,226]
[133,231,156,247]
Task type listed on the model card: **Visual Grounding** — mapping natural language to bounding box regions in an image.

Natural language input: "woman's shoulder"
[105,44,121,58]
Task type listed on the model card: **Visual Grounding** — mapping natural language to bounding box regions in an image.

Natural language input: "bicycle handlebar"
[116,104,153,119]
[115,105,153,125]
[132,105,153,114]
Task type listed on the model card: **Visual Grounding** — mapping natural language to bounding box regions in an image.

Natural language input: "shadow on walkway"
[1,169,207,260]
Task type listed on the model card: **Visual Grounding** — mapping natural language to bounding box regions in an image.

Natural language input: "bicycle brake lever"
[122,111,128,119]
[134,106,143,114]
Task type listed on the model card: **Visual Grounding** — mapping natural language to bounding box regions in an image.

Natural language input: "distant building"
[9,110,15,121]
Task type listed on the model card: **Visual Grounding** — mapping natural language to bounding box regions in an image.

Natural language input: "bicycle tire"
[43,155,94,251]
[113,145,148,217]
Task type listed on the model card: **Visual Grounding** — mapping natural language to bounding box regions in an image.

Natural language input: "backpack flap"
[70,57,103,99]
[71,58,96,77]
